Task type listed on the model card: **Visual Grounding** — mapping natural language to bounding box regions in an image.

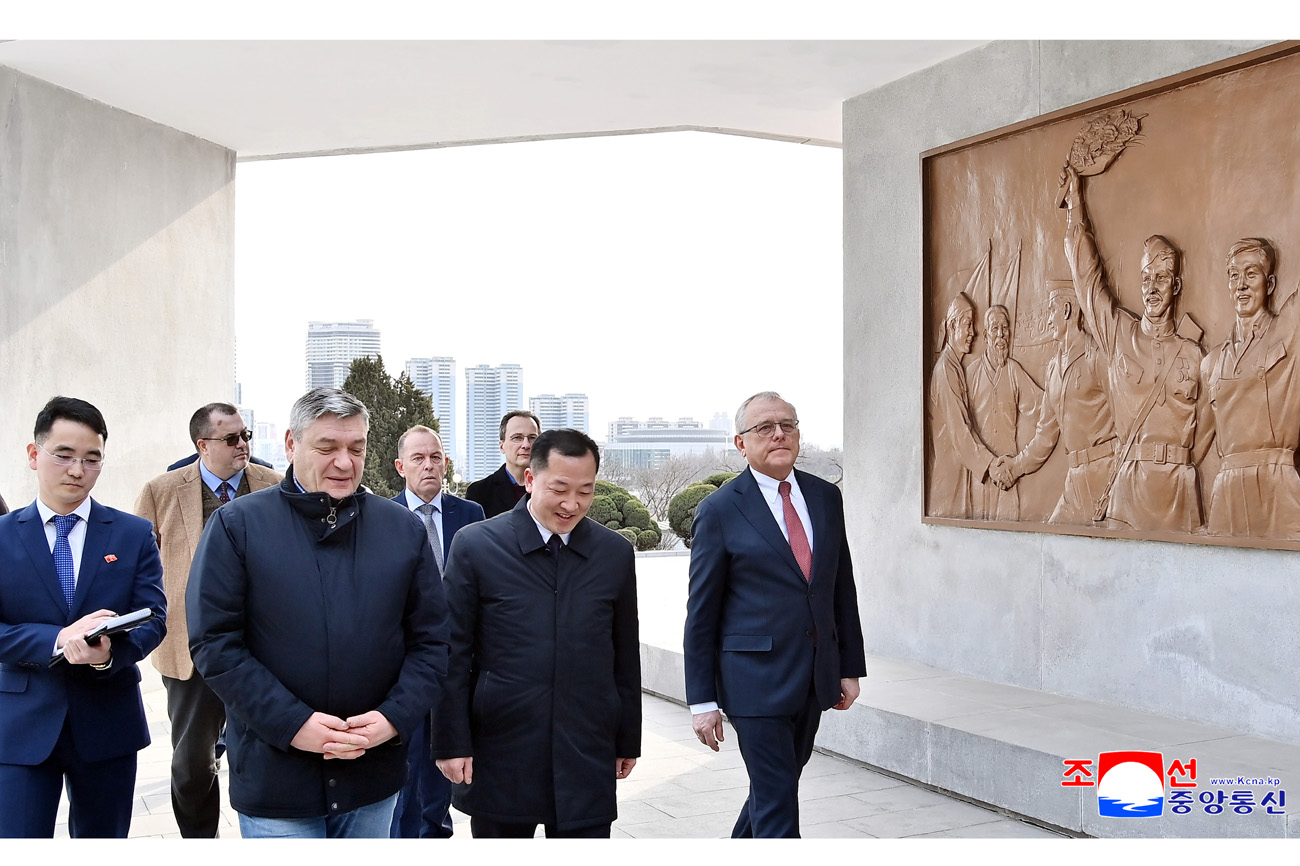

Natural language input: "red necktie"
[779,481,812,581]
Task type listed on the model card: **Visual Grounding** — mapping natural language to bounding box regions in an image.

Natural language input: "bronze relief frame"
[922,42,1300,551]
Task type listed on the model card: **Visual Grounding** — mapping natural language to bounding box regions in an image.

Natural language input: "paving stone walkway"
[55,664,1063,839]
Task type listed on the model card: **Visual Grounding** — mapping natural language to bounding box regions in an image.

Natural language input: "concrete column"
[0,66,235,510]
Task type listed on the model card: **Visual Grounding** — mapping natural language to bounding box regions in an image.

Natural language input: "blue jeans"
[238,793,398,838]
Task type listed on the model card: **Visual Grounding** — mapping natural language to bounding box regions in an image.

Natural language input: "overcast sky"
[234,130,845,453]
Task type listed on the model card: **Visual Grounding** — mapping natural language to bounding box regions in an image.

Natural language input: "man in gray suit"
[388,425,484,838]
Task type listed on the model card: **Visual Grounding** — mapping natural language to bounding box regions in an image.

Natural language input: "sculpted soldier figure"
[966,304,1042,520]
[995,283,1118,525]
[1061,167,1204,532]
[928,291,996,518]
[1199,238,1300,538]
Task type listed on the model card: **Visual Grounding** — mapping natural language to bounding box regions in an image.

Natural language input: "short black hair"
[188,402,240,445]
[34,396,109,444]
[498,410,541,441]
[530,428,600,474]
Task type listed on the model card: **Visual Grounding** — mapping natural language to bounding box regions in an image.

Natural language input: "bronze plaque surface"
[922,44,1300,549]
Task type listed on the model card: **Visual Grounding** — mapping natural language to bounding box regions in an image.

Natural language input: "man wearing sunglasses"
[134,402,282,837]
[0,396,167,837]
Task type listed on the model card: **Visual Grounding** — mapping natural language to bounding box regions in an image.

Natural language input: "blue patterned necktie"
[52,513,79,608]
[217,481,233,504]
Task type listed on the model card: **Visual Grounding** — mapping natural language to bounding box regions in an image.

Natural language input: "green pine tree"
[341,355,438,498]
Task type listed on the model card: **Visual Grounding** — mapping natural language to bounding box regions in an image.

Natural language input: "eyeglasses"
[506,434,539,444]
[737,420,800,439]
[201,429,253,447]
[38,443,105,472]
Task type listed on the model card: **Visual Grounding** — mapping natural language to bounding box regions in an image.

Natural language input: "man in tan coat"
[135,402,280,837]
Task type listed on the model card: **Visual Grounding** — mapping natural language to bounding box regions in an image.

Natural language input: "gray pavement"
[57,663,1062,839]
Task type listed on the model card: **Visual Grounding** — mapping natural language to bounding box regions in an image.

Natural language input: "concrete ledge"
[641,644,1299,838]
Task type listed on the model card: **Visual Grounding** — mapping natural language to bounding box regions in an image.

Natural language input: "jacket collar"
[507,494,592,558]
[280,465,366,539]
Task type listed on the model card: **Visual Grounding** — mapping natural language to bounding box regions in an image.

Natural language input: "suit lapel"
[732,470,805,584]
[178,464,205,559]
[441,496,459,556]
[71,501,112,617]
[798,469,833,585]
[17,504,67,613]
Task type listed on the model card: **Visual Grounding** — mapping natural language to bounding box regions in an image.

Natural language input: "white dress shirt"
[526,499,573,547]
[39,496,94,654]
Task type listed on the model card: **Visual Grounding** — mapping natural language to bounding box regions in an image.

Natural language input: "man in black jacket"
[187,388,449,838]
[464,410,541,517]
[435,429,641,838]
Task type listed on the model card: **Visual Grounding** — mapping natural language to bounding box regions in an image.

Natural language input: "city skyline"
[234,131,843,453]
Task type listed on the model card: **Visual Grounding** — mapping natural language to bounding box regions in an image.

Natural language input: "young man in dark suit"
[684,391,866,838]
[464,410,541,517]
[389,425,484,838]
[0,396,167,837]
[435,428,641,838]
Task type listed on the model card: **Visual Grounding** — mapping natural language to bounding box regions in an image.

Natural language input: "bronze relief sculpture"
[921,44,1300,549]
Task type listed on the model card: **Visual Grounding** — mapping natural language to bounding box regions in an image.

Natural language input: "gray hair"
[289,388,371,439]
[735,391,796,435]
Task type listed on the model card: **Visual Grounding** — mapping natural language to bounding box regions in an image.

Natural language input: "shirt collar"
[404,487,443,512]
[198,459,245,495]
[526,498,572,546]
[37,496,93,525]
[749,465,799,500]
[503,463,525,486]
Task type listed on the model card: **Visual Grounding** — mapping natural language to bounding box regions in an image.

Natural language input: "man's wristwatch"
[90,654,113,671]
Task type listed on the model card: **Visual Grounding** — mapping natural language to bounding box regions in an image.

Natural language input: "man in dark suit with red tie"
[0,396,167,837]
[389,425,484,838]
[684,391,866,838]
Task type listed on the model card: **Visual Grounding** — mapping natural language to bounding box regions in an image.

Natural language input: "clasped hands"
[291,710,396,760]
[988,456,1020,491]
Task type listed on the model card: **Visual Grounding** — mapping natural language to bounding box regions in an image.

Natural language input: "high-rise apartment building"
[530,393,589,436]
[406,356,458,467]
[252,421,288,472]
[305,319,382,390]
[464,363,523,482]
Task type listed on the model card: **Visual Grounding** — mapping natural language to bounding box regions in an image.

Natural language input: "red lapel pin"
[104,554,117,563]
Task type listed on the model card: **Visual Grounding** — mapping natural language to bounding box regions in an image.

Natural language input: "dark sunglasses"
[201,429,253,447]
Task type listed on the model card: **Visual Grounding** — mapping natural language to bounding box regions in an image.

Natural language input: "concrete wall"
[0,67,235,512]
[843,41,1300,744]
